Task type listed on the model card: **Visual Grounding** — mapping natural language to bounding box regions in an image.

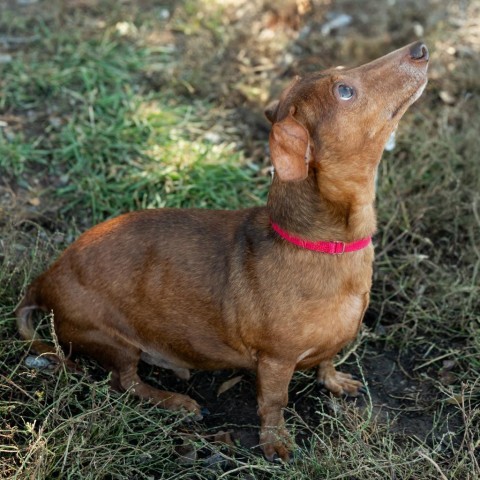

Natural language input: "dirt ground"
[137,334,457,458]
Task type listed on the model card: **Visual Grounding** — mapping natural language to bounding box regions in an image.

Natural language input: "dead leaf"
[217,375,243,397]
[28,197,40,207]
[446,394,463,405]
[442,359,456,370]
[439,370,456,385]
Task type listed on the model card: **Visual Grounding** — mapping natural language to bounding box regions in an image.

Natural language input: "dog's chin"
[410,78,428,105]
[389,79,428,121]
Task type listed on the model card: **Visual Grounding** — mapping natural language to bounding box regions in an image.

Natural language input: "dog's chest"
[248,252,373,365]
[293,291,369,367]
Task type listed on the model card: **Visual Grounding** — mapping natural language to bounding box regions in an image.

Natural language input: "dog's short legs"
[113,364,202,418]
[256,356,295,462]
[317,360,363,396]
[70,328,202,417]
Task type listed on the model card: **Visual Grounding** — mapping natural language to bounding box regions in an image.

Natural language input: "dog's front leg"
[256,355,295,462]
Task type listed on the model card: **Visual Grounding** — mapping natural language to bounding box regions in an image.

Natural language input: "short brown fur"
[16,42,429,461]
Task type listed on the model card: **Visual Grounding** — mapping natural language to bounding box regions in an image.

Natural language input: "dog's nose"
[409,42,429,61]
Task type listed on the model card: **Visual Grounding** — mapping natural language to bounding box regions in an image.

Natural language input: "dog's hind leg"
[71,328,202,417]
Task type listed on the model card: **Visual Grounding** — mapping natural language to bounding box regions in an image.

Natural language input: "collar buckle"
[333,241,346,255]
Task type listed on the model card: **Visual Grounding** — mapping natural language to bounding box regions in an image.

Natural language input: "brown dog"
[16,42,428,461]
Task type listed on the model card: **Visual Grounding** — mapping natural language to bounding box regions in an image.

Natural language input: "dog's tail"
[15,282,58,358]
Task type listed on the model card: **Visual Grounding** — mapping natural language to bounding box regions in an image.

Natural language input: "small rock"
[158,8,170,20]
[442,360,456,370]
[203,452,227,468]
[25,355,52,369]
[115,21,137,37]
[439,90,455,105]
[375,323,387,336]
[413,22,424,37]
[321,13,352,36]
[52,232,66,244]
[282,52,294,66]
[204,132,221,144]
[49,116,62,128]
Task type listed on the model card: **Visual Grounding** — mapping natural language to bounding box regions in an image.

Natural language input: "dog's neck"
[267,167,377,243]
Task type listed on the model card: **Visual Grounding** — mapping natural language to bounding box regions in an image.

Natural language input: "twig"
[417,450,448,480]
[0,35,40,45]
[0,375,37,402]
[413,350,460,371]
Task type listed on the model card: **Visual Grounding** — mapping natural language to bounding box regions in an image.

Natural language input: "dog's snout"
[409,42,429,62]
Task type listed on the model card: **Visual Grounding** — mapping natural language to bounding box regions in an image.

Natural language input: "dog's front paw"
[260,426,293,462]
[317,362,364,397]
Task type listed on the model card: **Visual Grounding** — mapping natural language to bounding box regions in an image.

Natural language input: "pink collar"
[270,221,372,255]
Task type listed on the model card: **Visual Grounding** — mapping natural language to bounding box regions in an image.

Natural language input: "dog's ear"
[264,76,301,124]
[264,100,280,124]
[269,107,311,182]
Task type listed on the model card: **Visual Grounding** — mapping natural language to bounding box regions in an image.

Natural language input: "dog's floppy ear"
[269,106,311,182]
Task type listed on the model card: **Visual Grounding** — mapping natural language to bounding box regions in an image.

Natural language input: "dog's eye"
[337,84,354,100]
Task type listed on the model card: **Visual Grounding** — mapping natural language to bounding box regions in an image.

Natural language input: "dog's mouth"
[389,42,429,120]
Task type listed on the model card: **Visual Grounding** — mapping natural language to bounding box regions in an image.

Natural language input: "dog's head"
[265,42,429,183]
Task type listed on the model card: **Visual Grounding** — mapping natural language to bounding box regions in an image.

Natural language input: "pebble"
[321,13,353,36]
[25,355,52,369]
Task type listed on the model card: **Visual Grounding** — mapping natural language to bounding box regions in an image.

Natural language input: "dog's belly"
[140,350,192,379]
[133,314,255,371]
[138,338,253,371]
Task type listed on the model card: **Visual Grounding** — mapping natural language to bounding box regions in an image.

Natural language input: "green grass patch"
[0,19,267,224]
[51,97,267,220]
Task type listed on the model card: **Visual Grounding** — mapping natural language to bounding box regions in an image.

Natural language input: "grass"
[1,0,479,478]
[0,15,267,223]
